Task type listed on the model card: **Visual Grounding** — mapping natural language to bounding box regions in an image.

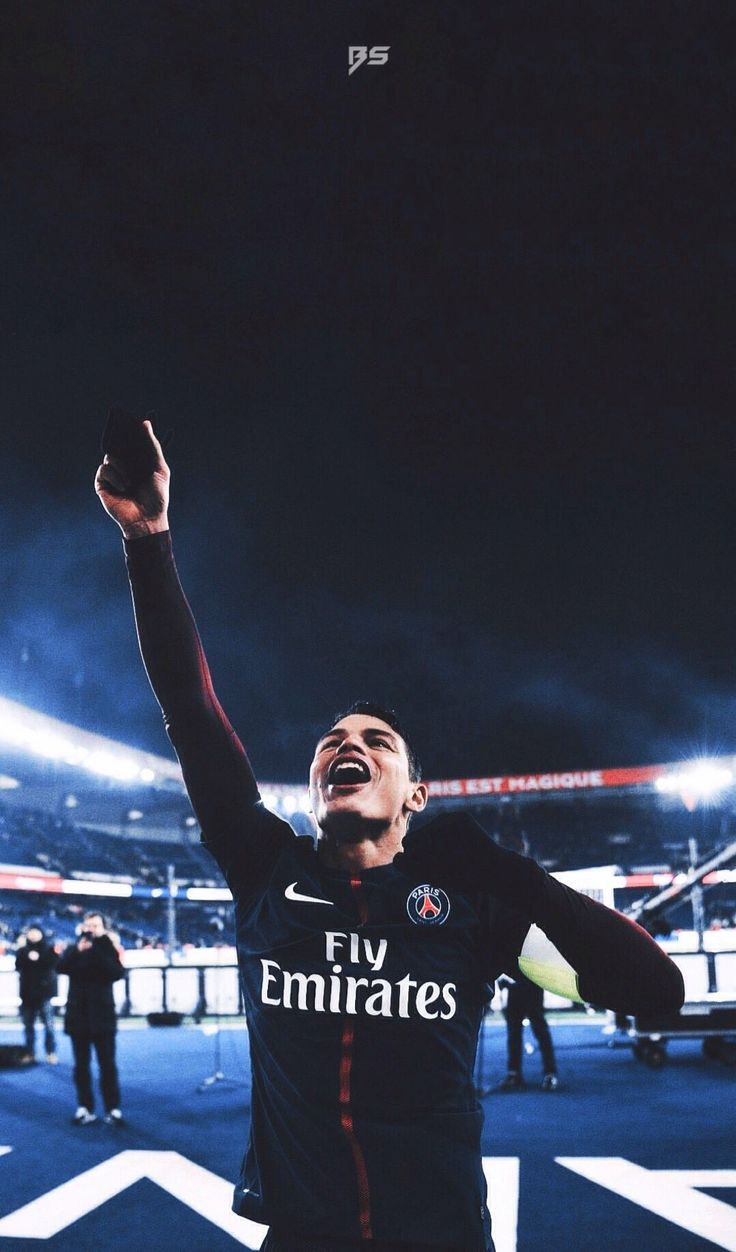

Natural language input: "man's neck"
[317,825,405,871]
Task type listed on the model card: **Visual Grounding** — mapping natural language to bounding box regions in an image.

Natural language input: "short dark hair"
[331,701,422,783]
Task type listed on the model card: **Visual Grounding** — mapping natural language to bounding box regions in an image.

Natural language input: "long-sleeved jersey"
[124,531,683,1250]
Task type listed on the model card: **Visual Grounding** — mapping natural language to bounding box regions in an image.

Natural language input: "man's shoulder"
[414,810,489,839]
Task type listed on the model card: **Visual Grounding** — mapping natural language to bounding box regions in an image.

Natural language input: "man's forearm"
[517,868,684,1015]
[124,530,211,720]
[124,530,261,833]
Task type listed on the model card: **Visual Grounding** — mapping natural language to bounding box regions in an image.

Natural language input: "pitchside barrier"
[0,950,243,1020]
[1,939,734,1022]
[0,951,576,1020]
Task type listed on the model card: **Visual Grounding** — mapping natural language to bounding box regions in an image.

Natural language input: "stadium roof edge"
[2,696,736,809]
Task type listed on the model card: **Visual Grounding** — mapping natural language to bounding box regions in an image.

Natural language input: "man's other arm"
[396,813,685,1017]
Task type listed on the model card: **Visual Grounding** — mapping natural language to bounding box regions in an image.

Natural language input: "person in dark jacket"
[57,911,126,1125]
[493,827,559,1091]
[495,969,559,1091]
[15,921,59,1064]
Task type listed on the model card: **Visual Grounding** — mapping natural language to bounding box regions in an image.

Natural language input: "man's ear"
[406,782,429,814]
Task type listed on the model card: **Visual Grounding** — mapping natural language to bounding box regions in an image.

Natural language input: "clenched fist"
[95,418,170,539]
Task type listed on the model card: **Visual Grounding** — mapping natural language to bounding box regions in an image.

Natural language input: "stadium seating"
[1,795,734,950]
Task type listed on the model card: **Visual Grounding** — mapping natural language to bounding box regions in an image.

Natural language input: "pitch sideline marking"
[557,1157,736,1251]
[483,1156,519,1252]
[9,1152,731,1249]
[0,1150,268,1246]
[0,1149,519,1249]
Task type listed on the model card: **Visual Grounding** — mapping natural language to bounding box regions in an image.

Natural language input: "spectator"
[15,921,59,1065]
[494,969,559,1092]
[57,911,126,1125]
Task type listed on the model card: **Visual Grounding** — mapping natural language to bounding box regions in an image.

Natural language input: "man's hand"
[94,420,170,539]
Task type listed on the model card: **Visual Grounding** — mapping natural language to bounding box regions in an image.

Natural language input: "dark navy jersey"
[204,806,529,1246]
[124,530,683,1249]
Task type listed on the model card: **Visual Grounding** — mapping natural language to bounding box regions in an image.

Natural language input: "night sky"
[2,2,734,784]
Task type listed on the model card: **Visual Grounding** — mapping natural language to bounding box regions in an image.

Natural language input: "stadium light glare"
[282,794,298,815]
[126,809,144,821]
[85,750,140,782]
[0,775,20,789]
[0,712,31,746]
[32,731,74,760]
[655,760,734,799]
[0,697,182,790]
[62,745,90,766]
[261,790,278,811]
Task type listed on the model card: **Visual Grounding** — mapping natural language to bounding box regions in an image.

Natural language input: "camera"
[80,930,95,943]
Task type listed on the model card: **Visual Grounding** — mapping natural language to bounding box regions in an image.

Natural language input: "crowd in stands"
[0,801,217,885]
[1,795,735,953]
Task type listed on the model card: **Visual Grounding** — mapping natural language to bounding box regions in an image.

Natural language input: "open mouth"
[327,757,372,787]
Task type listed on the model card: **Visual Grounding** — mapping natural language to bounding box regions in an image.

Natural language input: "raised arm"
[94,419,291,887]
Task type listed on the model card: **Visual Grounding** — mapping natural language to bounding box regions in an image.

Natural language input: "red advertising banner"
[0,870,64,893]
[427,763,668,799]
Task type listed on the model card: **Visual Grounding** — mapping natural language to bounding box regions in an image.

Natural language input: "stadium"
[4,0,735,1243]
[1,694,734,1251]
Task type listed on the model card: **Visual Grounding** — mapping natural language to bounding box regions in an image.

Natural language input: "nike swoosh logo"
[284,882,334,907]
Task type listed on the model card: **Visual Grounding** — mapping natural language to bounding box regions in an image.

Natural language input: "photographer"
[15,921,59,1065]
[57,912,125,1125]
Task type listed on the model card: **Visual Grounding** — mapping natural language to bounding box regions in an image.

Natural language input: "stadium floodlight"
[0,775,20,789]
[261,790,278,811]
[126,809,143,821]
[0,696,183,790]
[85,750,140,781]
[0,710,32,746]
[33,730,75,760]
[282,793,298,815]
[655,760,734,800]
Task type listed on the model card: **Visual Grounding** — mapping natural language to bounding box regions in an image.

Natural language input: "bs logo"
[348,46,390,76]
[406,884,451,926]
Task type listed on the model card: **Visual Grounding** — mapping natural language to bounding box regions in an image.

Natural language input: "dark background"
[2,1,734,782]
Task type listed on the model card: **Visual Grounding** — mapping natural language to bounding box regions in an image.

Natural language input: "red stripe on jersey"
[339,1019,373,1241]
[336,877,372,1241]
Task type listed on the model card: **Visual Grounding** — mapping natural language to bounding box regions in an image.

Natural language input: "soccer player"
[95,422,684,1252]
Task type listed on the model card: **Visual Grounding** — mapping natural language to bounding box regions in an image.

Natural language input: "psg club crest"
[406,884,451,926]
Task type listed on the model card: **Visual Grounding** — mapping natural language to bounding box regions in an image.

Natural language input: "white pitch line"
[0,1150,267,1247]
[557,1157,736,1252]
[483,1157,519,1252]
